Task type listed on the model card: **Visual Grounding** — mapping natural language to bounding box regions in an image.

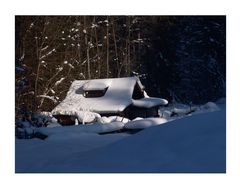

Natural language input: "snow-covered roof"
[52,77,167,115]
[52,77,137,115]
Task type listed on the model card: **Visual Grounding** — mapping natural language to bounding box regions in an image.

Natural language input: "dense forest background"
[15,16,226,118]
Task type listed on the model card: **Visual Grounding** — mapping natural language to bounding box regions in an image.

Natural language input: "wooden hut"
[52,77,168,125]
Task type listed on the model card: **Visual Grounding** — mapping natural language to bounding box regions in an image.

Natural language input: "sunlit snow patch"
[124,117,167,129]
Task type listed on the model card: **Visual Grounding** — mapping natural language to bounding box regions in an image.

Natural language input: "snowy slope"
[15,133,130,172]
[16,109,225,173]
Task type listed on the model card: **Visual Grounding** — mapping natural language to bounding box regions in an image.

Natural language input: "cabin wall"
[123,105,159,120]
[53,115,77,125]
[132,83,144,100]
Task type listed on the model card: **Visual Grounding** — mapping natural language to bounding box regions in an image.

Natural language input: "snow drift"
[62,110,226,173]
[124,117,167,129]
[16,109,226,173]
[38,121,125,135]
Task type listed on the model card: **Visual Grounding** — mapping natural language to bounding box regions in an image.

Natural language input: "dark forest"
[15,16,226,118]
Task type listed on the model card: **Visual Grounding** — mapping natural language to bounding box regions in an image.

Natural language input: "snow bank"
[215,98,226,109]
[172,106,197,115]
[159,101,221,120]
[124,117,167,129]
[132,117,143,121]
[47,122,62,128]
[62,110,225,172]
[16,109,225,172]
[98,116,130,124]
[100,116,112,123]
[38,121,125,136]
[201,102,220,112]
[132,97,168,108]
[75,111,101,124]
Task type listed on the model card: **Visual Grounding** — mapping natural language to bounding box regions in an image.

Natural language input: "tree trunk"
[112,18,120,77]
[106,16,109,78]
[34,37,41,112]
[93,16,101,78]
[127,16,131,76]
[84,16,91,79]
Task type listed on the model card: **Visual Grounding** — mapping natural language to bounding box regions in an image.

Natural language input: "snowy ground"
[15,101,226,173]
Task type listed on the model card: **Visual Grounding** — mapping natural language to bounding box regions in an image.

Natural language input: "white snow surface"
[38,121,125,135]
[132,97,168,108]
[124,117,167,129]
[172,107,197,115]
[47,122,62,128]
[16,133,129,172]
[201,102,220,112]
[101,116,130,124]
[16,107,225,172]
[159,100,222,120]
[83,80,110,91]
[75,110,101,123]
[52,77,143,114]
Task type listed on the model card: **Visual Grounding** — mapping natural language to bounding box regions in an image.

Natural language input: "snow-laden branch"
[40,45,49,51]
[39,48,56,60]
[19,53,25,61]
[37,95,57,103]
[68,64,74,69]
[54,78,65,86]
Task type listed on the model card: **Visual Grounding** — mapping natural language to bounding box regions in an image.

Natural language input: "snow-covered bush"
[30,111,59,127]
[201,102,220,112]
[15,120,35,139]
[15,112,56,139]
[158,100,221,120]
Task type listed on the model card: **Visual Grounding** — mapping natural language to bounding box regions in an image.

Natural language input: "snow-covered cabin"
[52,77,168,125]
